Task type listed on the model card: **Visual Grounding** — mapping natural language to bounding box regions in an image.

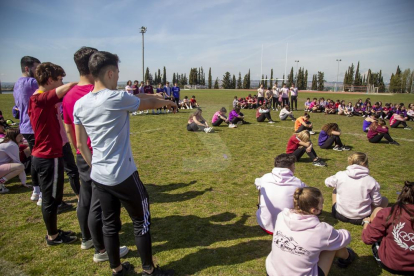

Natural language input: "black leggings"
[282,98,289,106]
[369,133,393,143]
[390,120,407,128]
[272,97,279,109]
[296,122,313,133]
[257,113,272,122]
[291,96,297,110]
[257,97,265,106]
[212,118,225,126]
[320,135,343,149]
[94,171,154,270]
[62,143,80,195]
[292,147,317,161]
[22,133,38,187]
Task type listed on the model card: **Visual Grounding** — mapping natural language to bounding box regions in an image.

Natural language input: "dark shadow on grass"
[165,239,270,275]
[298,158,331,163]
[318,210,339,226]
[122,213,269,252]
[6,184,33,195]
[145,181,212,204]
[349,255,383,276]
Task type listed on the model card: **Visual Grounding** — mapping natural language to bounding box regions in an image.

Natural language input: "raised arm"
[56,82,77,99]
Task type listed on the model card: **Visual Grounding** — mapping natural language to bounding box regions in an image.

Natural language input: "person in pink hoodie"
[266,187,355,276]
[325,152,388,225]
[361,181,414,275]
[254,154,306,234]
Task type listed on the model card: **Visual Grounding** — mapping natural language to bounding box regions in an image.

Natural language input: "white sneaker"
[93,246,129,263]
[81,239,94,250]
[309,131,316,135]
[229,124,237,128]
[167,110,170,113]
[0,184,9,194]
[204,127,213,133]
[145,110,149,114]
[37,197,42,206]
[268,121,275,124]
[31,192,40,201]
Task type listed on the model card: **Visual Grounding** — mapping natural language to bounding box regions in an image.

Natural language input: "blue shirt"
[172,86,180,99]
[318,130,329,146]
[73,89,140,185]
[163,86,172,97]
[362,120,372,132]
[13,77,38,134]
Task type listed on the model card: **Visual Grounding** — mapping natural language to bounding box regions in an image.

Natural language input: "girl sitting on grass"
[266,187,355,276]
[187,108,212,133]
[279,105,296,121]
[361,181,414,275]
[211,107,229,127]
[325,152,388,225]
[294,113,315,135]
[344,102,354,117]
[318,123,350,151]
[228,107,249,128]
[256,104,275,123]
[367,119,399,145]
[286,130,326,167]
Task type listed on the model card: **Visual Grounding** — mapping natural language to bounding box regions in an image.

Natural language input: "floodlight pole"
[140,26,147,82]
[295,60,299,85]
[336,59,341,92]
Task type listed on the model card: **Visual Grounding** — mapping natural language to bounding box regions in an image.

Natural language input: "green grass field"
[0,90,413,275]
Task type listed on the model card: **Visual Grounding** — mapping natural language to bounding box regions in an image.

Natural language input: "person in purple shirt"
[228,107,249,128]
[318,123,350,151]
[13,56,41,201]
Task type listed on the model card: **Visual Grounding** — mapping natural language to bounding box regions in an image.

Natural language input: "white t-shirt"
[281,88,289,98]
[74,89,140,186]
[272,86,279,97]
[257,88,264,97]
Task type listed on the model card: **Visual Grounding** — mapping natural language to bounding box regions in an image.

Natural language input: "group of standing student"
[9,49,176,276]
[257,153,414,276]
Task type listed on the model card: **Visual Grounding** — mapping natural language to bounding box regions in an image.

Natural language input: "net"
[343,85,376,93]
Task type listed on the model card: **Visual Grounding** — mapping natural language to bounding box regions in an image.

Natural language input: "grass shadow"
[145,181,212,204]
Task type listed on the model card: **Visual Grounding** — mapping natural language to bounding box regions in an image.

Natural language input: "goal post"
[343,85,376,93]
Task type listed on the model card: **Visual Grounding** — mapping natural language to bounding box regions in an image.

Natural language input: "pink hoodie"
[266,209,351,276]
[255,168,306,233]
[325,164,383,219]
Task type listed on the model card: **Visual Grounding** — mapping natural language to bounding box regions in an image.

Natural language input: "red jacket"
[367,125,388,139]
[362,205,414,272]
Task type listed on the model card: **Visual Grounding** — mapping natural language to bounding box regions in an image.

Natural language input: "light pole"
[336,59,341,92]
[140,26,147,82]
[294,60,299,85]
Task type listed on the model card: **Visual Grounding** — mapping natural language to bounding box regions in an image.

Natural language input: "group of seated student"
[233,94,261,109]
[256,153,414,276]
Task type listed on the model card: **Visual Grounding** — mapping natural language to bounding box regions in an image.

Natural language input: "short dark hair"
[35,62,66,86]
[274,153,296,168]
[88,51,120,81]
[74,47,98,76]
[20,56,40,73]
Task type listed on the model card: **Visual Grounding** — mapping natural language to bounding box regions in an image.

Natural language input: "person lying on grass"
[361,181,414,275]
[266,187,355,276]
[325,152,388,226]
[318,123,350,151]
[286,130,326,167]
[255,153,306,235]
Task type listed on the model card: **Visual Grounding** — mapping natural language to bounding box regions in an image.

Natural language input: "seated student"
[228,107,249,128]
[325,152,388,226]
[286,130,326,167]
[256,104,275,123]
[361,181,414,275]
[344,102,354,117]
[363,114,377,132]
[319,123,350,151]
[251,95,258,109]
[390,112,411,130]
[304,98,311,112]
[324,100,336,115]
[294,113,315,135]
[363,102,373,117]
[337,101,346,115]
[211,107,229,127]
[279,105,295,121]
[239,97,248,109]
[309,98,321,113]
[0,129,29,193]
[255,154,306,235]
[318,97,326,112]
[407,104,414,121]
[266,187,355,276]
[187,108,212,133]
[232,96,239,109]
[353,103,363,116]
[380,103,392,119]
[181,96,191,109]
[367,119,400,145]
[190,95,199,108]
[372,102,382,117]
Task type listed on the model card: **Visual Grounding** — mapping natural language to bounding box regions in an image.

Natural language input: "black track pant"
[62,143,80,195]
[291,96,297,110]
[94,171,153,270]
[272,97,279,109]
[369,133,393,143]
[257,113,272,122]
[32,156,64,236]
[292,147,317,161]
[320,135,343,149]
[390,120,407,128]
[296,122,313,133]
[282,98,289,106]
[76,154,104,251]
[22,134,38,187]
[212,118,226,126]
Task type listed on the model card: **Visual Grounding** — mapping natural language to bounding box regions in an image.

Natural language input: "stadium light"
[336,59,341,92]
[140,26,147,82]
[294,60,299,85]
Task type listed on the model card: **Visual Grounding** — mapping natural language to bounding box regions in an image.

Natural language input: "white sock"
[34,186,40,194]
[39,192,42,199]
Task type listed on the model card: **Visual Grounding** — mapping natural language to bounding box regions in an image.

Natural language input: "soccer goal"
[343,85,376,93]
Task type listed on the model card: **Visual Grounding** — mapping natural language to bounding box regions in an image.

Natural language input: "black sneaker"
[57,201,73,214]
[113,262,133,275]
[337,248,356,268]
[142,265,175,276]
[389,140,400,146]
[46,231,77,246]
[58,229,75,236]
[313,159,326,167]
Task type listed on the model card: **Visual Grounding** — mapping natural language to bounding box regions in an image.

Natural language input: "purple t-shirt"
[13,77,38,134]
[228,110,239,121]
[362,120,372,132]
[318,130,329,146]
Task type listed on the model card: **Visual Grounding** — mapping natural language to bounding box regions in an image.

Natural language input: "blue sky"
[0,0,413,83]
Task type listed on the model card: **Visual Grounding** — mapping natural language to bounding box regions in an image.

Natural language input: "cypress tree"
[222,72,232,89]
[311,75,317,90]
[208,68,212,89]
[163,67,167,84]
[243,73,248,89]
[304,70,308,90]
[287,67,294,87]
[214,77,219,89]
[232,74,236,89]
[265,75,268,88]
[270,69,273,88]
[247,69,251,89]
[354,61,362,86]
[317,71,325,91]
[237,72,242,89]
[145,67,150,82]
[261,74,264,86]
[172,73,176,84]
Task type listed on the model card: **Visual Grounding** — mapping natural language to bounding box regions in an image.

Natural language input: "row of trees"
[310,72,325,91]
[259,67,309,90]
[389,66,414,93]
[220,70,252,89]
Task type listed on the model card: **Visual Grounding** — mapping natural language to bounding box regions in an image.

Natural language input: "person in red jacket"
[367,119,399,145]
[361,181,414,275]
